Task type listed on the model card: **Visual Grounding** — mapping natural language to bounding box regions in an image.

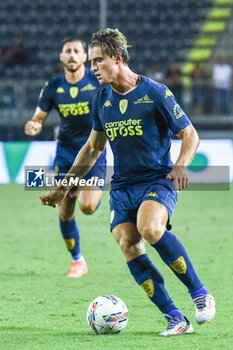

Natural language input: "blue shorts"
[53,143,106,190]
[109,178,177,231]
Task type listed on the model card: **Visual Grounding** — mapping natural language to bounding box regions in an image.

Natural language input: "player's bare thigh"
[59,185,102,219]
[137,200,168,245]
[112,222,146,262]
[77,185,103,215]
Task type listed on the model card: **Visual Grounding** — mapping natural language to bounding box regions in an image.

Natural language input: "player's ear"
[114,52,123,64]
[59,52,63,62]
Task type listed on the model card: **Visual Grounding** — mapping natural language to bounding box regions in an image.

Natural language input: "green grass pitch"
[0,184,232,350]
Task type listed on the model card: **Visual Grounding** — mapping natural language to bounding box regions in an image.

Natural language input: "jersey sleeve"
[91,93,104,132]
[156,84,191,134]
[37,80,54,112]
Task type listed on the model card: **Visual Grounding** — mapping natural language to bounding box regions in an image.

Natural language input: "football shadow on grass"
[78,330,198,337]
[124,330,197,337]
[1,326,198,339]
[1,326,116,338]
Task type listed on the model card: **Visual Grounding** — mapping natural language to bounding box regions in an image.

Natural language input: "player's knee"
[118,238,132,254]
[79,201,97,215]
[119,237,145,256]
[137,222,166,244]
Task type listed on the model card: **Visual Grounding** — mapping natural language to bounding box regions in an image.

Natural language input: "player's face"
[60,41,87,73]
[89,46,118,85]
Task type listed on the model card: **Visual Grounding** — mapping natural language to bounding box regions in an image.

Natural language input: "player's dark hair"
[60,37,86,52]
[89,28,131,64]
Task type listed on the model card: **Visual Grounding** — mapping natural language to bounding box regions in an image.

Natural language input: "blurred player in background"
[40,29,215,335]
[25,37,106,278]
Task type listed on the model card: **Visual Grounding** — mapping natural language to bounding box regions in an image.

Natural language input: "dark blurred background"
[0,0,233,141]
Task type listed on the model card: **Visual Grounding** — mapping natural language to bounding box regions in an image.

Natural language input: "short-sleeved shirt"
[38,68,100,150]
[92,76,191,190]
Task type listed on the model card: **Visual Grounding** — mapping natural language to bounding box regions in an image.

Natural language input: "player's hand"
[25,121,42,136]
[166,166,189,192]
[40,189,66,208]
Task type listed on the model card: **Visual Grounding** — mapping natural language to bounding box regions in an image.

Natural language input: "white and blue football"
[87,295,128,334]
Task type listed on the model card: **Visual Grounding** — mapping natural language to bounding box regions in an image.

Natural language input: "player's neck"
[111,67,139,95]
[64,65,85,84]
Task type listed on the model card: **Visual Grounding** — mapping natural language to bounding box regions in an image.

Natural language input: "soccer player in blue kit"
[25,37,106,278]
[40,29,216,335]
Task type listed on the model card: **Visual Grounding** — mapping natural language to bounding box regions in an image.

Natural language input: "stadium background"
[0,0,233,182]
[0,1,233,349]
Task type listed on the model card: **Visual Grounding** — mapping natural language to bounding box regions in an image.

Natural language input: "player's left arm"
[166,124,199,192]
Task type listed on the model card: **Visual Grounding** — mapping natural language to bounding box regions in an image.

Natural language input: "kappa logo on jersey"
[173,103,185,119]
[119,99,128,114]
[105,118,143,141]
[81,83,97,91]
[26,169,45,187]
[147,192,158,197]
[56,87,65,93]
[70,87,79,98]
[103,100,112,108]
[165,89,173,98]
[134,94,154,104]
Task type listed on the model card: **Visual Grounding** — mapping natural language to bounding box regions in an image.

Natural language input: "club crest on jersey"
[173,104,185,119]
[119,99,128,114]
[70,87,79,98]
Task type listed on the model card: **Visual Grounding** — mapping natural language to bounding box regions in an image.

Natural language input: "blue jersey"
[38,68,100,149]
[92,76,191,189]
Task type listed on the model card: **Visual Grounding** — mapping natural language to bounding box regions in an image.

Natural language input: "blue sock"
[59,218,82,260]
[166,308,185,321]
[190,286,208,299]
[152,230,203,293]
[127,254,180,314]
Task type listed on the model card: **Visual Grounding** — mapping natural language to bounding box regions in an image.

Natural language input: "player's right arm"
[25,79,54,136]
[40,129,107,207]
[24,107,48,136]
